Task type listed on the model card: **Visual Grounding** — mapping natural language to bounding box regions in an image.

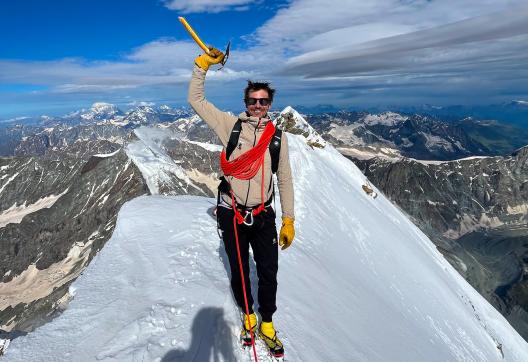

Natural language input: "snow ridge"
[5,135,528,361]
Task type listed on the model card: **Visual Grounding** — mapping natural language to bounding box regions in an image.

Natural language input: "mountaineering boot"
[259,321,284,358]
[240,313,257,346]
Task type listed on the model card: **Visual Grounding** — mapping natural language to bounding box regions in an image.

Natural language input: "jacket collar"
[238,111,271,130]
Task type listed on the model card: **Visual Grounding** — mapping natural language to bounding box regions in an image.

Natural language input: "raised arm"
[187,49,237,145]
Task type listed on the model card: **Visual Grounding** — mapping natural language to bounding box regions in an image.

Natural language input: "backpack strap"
[218,119,242,212]
[226,119,243,160]
[269,128,282,174]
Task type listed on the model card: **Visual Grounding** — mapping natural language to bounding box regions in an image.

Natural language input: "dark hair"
[244,80,275,104]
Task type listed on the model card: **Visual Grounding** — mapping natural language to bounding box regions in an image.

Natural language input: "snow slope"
[126,127,207,196]
[5,135,528,361]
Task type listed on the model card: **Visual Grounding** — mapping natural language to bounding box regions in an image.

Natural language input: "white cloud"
[242,0,528,105]
[163,0,256,14]
[207,67,254,80]
[126,40,197,66]
[54,84,137,94]
[127,101,156,107]
[282,5,528,77]
[0,39,251,95]
[2,0,528,116]
[254,0,524,50]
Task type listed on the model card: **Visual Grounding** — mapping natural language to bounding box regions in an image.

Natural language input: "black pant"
[217,206,278,322]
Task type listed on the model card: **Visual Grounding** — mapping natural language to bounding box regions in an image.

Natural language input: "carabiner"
[243,210,254,226]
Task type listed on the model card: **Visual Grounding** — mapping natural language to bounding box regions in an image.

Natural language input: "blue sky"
[1,0,528,119]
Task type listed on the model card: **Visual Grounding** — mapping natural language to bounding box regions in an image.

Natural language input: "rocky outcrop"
[0,148,148,332]
[14,125,128,156]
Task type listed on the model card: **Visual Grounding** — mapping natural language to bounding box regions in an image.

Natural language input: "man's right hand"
[279,217,295,250]
[195,47,225,71]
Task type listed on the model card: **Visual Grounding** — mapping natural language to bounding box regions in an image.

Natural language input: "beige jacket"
[188,66,294,219]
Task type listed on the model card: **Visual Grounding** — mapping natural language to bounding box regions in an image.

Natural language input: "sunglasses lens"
[247,98,270,106]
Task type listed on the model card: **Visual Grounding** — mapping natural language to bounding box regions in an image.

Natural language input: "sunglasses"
[246,97,271,106]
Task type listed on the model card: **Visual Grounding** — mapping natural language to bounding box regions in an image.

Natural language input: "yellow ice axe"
[178,16,230,66]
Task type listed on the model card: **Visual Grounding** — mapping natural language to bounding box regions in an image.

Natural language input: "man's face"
[246,89,271,118]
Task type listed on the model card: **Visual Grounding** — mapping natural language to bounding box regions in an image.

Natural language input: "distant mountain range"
[293,101,528,129]
[2,101,526,163]
[397,101,528,129]
[303,110,528,159]
[0,103,193,129]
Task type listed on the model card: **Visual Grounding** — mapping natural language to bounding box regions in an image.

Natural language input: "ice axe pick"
[178,16,230,68]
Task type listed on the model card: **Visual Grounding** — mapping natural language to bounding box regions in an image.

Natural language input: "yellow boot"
[240,313,257,346]
[259,321,284,357]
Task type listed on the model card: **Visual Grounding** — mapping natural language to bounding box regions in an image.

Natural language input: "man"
[188,48,295,358]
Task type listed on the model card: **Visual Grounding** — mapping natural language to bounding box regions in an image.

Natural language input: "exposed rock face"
[0,147,148,332]
[349,145,528,340]
[125,126,219,197]
[163,138,220,196]
[355,151,528,239]
[167,114,220,145]
[275,107,327,148]
[14,125,128,156]
[0,105,221,337]
[0,125,40,157]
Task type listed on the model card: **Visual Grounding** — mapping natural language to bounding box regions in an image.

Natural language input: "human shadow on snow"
[161,307,235,362]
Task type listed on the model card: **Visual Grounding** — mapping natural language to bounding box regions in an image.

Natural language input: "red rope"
[231,192,258,362]
[220,121,275,180]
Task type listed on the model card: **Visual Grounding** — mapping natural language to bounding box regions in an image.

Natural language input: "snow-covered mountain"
[293,109,527,160]
[395,102,528,130]
[34,103,193,129]
[81,102,121,122]
[4,133,528,361]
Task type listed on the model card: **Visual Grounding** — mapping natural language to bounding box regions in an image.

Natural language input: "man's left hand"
[279,217,295,250]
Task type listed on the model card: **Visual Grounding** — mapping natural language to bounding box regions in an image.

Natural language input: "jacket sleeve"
[187,65,237,146]
[276,133,295,220]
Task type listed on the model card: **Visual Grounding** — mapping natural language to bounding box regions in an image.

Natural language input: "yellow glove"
[195,47,225,71]
[279,217,295,250]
